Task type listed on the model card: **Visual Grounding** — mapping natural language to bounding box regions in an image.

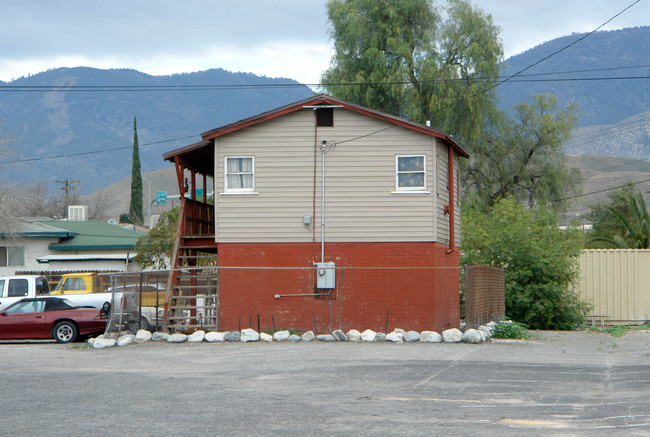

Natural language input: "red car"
[0,297,107,343]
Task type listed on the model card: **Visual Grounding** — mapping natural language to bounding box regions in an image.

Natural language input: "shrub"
[462,197,590,330]
[492,320,531,339]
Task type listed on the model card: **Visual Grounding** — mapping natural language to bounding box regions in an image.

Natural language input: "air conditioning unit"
[67,205,88,221]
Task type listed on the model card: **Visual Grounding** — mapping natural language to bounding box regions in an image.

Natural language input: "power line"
[2,64,649,93]
[495,1,641,87]
[565,118,649,144]
[428,0,642,116]
[0,134,198,165]
[0,2,644,192]
[551,177,650,204]
[1,74,648,93]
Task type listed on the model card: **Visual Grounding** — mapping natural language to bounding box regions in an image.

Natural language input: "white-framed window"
[395,155,426,191]
[0,246,25,267]
[225,156,254,192]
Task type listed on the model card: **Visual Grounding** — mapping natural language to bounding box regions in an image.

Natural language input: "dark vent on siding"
[316,108,334,127]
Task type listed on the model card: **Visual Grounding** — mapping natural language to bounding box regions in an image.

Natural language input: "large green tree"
[464,94,581,213]
[129,116,143,226]
[462,197,589,330]
[322,0,503,143]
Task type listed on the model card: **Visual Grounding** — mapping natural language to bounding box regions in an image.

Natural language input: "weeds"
[584,323,649,338]
[492,319,531,340]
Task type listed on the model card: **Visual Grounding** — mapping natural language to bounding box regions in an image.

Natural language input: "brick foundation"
[217,242,459,333]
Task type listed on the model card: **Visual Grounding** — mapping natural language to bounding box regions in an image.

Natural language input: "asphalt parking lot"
[1,330,649,436]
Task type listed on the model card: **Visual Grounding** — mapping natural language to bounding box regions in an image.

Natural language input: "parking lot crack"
[411,347,477,389]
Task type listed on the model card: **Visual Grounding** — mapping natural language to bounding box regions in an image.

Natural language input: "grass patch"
[71,344,90,350]
[583,323,649,337]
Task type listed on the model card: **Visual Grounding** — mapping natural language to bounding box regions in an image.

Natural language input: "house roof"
[37,253,137,264]
[0,220,73,239]
[163,94,468,175]
[41,220,145,251]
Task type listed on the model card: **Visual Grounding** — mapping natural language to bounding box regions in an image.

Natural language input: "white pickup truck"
[0,275,112,313]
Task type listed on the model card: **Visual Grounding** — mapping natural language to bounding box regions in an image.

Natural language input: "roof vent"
[67,205,88,221]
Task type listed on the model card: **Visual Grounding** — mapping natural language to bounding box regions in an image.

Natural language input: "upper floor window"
[396,155,426,191]
[225,156,254,192]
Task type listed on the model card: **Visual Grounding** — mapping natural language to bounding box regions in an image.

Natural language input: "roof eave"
[164,94,469,161]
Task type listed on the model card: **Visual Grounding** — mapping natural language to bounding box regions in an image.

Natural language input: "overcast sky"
[0,0,647,84]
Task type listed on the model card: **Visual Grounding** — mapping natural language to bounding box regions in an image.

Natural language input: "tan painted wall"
[213,108,462,244]
[578,249,650,323]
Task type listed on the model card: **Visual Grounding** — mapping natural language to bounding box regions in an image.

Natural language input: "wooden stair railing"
[163,197,219,332]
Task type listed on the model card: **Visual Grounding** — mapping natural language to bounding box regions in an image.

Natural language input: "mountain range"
[499,26,650,160]
[1,26,649,214]
[0,68,312,194]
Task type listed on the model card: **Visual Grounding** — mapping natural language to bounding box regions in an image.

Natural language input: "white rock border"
[88,324,498,348]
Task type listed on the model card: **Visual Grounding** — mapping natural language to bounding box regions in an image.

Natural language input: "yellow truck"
[52,272,107,295]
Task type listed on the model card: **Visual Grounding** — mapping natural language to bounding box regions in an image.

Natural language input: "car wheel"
[127,316,151,334]
[53,321,78,343]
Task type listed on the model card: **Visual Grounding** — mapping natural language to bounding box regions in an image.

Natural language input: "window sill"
[219,191,259,196]
[391,190,431,194]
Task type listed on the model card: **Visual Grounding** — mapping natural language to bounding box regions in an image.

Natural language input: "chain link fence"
[101,266,463,336]
[99,271,169,337]
[463,265,505,329]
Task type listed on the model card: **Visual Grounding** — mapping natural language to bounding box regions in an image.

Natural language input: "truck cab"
[0,276,50,312]
[52,272,105,295]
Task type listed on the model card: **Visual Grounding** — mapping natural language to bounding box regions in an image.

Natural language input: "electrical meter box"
[315,262,336,289]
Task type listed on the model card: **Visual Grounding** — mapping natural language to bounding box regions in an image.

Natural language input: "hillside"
[81,165,179,222]
[565,154,650,215]
[2,27,650,209]
[498,26,650,126]
[566,111,650,160]
[498,26,650,160]
[0,67,313,194]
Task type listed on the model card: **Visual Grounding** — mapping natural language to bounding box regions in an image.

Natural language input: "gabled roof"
[42,220,145,251]
[163,94,468,174]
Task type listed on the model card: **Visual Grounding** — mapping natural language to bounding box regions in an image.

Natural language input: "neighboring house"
[162,94,468,332]
[0,219,145,276]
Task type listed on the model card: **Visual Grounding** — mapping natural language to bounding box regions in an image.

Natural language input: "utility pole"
[55,179,80,214]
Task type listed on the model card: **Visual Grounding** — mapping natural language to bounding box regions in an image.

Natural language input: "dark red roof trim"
[164,94,468,163]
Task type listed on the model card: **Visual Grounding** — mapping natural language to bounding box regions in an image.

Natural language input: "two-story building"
[162,94,467,332]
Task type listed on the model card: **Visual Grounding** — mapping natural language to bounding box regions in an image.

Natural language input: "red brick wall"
[217,242,459,333]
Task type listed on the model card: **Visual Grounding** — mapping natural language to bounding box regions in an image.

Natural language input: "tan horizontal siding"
[214,109,462,243]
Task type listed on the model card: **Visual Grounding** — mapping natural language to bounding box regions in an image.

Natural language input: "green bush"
[462,197,590,330]
[492,320,531,339]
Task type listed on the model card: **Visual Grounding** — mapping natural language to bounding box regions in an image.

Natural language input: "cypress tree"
[129,116,144,225]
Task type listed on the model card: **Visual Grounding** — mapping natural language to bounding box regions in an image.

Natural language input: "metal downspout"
[447,144,455,254]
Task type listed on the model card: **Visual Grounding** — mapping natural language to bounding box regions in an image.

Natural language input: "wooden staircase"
[163,197,219,332]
